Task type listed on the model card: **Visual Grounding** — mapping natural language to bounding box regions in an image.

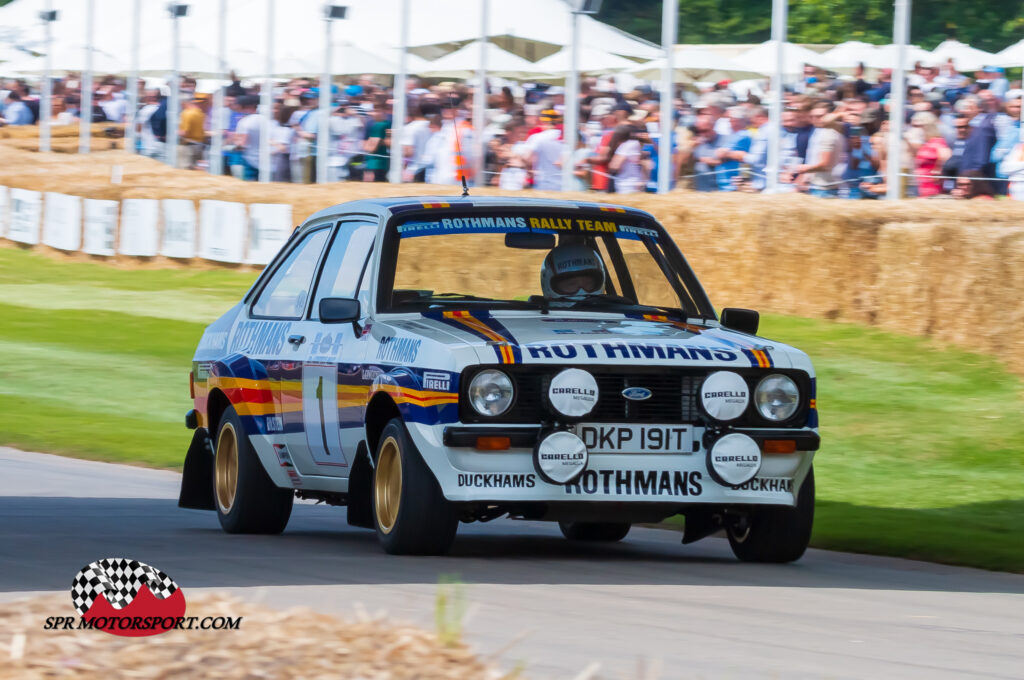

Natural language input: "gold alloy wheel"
[374,436,403,534]
[215,423,239,514]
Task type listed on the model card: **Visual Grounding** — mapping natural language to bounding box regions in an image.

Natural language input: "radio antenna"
[449,92,470,197]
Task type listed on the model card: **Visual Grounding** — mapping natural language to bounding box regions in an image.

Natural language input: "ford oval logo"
[622,387,652,401]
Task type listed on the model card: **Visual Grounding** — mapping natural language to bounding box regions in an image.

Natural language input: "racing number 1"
[301,362,347,466]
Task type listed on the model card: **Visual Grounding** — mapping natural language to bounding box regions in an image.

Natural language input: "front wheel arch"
[364,393,401,462]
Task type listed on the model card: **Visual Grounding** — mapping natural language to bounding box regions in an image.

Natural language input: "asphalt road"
[2,447,1023,679]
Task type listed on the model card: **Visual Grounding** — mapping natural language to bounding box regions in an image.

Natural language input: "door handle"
[287,334,306,346]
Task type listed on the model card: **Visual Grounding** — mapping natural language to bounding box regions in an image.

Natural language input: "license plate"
[575,424,695,454]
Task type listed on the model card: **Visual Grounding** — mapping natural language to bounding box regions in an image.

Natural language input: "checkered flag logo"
[71,558,180,616]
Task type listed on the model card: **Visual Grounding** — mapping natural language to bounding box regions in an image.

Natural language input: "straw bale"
[0,593,508,679]
[2,144,1024,372]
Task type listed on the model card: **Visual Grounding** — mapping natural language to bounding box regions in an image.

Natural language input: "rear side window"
[251,228,330,319]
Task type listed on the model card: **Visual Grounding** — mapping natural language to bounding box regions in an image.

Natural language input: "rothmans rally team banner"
[161,199,197,259]
[0,185,8,239]
[43,192,83,252]
[8,188,42,245]
[119,198,159,256]
[246,203,293,265]
[198,200,246,264]
[82,198,119,257]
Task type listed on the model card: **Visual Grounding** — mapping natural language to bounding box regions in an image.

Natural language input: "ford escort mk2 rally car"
[179,196,819,560]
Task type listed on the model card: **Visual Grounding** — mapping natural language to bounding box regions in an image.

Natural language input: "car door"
[288,219,378,477]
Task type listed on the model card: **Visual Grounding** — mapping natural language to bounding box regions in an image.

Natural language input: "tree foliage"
[597,0,1024,53]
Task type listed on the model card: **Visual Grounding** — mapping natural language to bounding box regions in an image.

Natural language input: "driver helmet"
[540,244,606,299]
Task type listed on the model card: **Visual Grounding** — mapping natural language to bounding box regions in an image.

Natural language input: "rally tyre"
[213,405,293,534]
[727,466,815,563]
[559,521,631,542]
[373,418,459,555]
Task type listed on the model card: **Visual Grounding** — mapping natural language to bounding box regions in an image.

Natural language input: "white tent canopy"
[929,39,997,72]
[628,46,760,83]
[732,41,827,76]
[0,0,657,77]
[820,41,879,69]
[530,46,636,75]
[417,40,540,80]
[863,43,934,69]
[400,0,659,60]
[994,38,1024,68]
[0,44,125,75]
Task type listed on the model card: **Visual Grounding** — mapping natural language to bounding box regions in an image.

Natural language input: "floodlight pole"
[765,0,787,193]
[39,5,57,153]
[561,9,581,192]
[389,0,409,184]
[210,0,226,174]
[886,0,910,200]
[259,0,275,182]
[167,4,188,168]
[657,0,677,194]
[317,6,345,184]
[125,0,140,155]
[79,0,95,154]
[472,0,489,186]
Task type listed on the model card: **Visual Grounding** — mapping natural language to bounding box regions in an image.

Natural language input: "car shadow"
[2,496,1022,595]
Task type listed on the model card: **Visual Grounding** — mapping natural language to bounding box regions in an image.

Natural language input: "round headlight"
[469,370,514,416]
[754,374,800,422]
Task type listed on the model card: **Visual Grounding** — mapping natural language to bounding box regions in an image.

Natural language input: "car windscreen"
[378,210,711,318]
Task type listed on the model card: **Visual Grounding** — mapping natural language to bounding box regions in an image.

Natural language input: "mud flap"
[178,428,216,510]
[345,443,374,529]
[681,508,723,544]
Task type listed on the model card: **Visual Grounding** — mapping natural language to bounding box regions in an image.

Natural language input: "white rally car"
[179,196,819,561]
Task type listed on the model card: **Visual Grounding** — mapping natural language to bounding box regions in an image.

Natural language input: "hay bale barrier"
[1,144,1023,373]
[0,593,507,679]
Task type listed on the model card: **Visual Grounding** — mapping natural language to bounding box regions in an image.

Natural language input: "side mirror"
[319,297,361,324]
[720,308,759,335]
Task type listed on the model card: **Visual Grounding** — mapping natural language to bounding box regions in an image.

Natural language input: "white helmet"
[540,244,606,299]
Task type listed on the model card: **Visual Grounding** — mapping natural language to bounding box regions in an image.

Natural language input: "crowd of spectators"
[1,58,1022,200]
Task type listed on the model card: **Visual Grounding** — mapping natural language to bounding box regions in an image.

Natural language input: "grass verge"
[1,246,1022,571]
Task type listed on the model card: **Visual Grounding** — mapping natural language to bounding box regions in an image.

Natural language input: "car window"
[251,228,330,319]
[311,222,377,320]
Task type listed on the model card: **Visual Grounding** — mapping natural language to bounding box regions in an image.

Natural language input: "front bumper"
[411,423,817,506]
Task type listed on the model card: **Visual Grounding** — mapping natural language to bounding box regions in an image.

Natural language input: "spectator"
[744,106,770,191]
[911,111,951,197]
[796,101,843,197]
[178,94,209,169]
[841,118,878,198]
[715,106,752,191]
[1,91,32,125]
[232,95,262,181]
[362,104,391,182]
[998,140,1024,201]
[957,95,998,179]
[607,124,647,194]
[690,108,723,192]
[271,101,294,182]
[941,115,972,192]
[992,91,1022,176]
[524,109,564,191]
[331,102,365,182]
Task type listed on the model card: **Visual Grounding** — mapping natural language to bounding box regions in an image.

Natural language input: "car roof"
[301,195,656,230]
